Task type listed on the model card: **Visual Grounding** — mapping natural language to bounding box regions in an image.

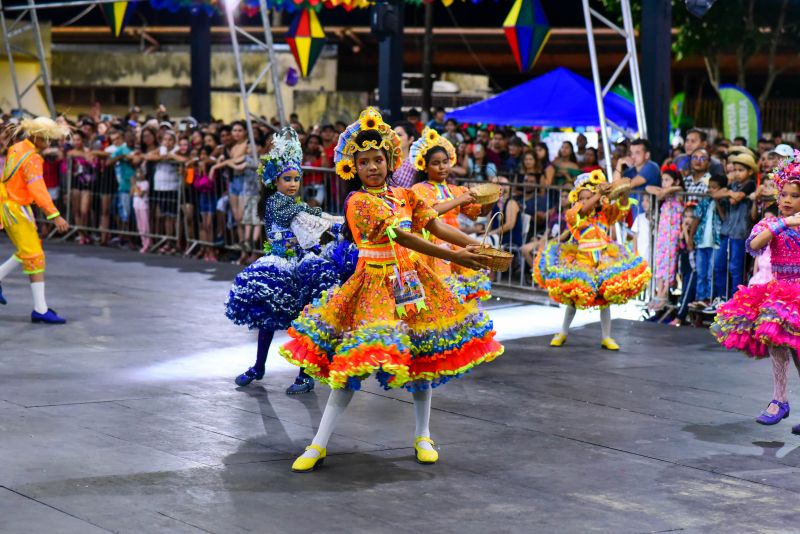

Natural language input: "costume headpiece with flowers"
[409,127,457,172]
[568,169,606,203]
[771,149,800,192]
[333,107,403,180]
[257,126,303,187]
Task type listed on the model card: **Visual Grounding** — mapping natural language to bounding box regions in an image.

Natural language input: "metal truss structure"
[581,0,647,179]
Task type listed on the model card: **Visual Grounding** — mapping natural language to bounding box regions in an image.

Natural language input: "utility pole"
[421,0,433,123]
[372,0,404,122]
[641,0,671,160]
[189,5,211,123]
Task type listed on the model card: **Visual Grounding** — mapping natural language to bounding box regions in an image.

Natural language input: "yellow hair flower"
[414,155,427,171]
[336,159,356,180]
[359,109,381,131]
[588,169,606,184]
[426,129,439,143]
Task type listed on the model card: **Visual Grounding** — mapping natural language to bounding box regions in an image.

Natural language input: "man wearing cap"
[0,117,71,323]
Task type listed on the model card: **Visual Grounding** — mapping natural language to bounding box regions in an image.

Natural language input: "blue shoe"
[0,283,6,305]
[756,400,790,425]
[286,377,315,395]
[235,367,264,387]
[792,423,800,435]
[31,308,66,324]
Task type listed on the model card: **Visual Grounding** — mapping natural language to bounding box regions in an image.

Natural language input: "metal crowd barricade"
[56,154,183,252]
[32,156,751,314]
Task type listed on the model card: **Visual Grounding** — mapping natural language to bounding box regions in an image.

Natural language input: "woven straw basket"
[476,212,513,272]
[607,178,632,200]
[471,183,501,206]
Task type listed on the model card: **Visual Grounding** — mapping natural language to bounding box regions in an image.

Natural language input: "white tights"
[559,306,612,339]
[299,385,434,459]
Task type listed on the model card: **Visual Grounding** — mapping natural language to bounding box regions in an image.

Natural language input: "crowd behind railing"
[1,104,796,327]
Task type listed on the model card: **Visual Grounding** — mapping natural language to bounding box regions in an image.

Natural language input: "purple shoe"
[756,400,790,425]
[31,308,67,324]
[792,424,800,435]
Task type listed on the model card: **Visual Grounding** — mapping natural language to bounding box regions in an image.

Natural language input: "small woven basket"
[476,212,513,272]
[607,178,632,200]
[471,183,501,206]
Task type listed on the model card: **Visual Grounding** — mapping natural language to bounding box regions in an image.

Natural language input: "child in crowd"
[672,205,698,326]
[751,175,778,221]
[711,153,758,303]
[646,167,684,309]
[194,146,218,261]
[109,130,137,241]
[688,174,727,310]
[131,169,151,253]
[630,193,652,266]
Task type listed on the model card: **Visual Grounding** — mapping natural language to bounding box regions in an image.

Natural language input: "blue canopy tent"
[447,67,637,130]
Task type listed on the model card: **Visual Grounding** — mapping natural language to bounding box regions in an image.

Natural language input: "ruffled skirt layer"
[712,279,800,358]
[534,241,651,309]
[224,240,358,330]
[279,257,503,391]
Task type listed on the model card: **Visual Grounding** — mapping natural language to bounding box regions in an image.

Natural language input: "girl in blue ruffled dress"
[224,127,357,394]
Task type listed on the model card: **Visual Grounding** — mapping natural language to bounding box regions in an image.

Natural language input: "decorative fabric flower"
[336,159,356,180]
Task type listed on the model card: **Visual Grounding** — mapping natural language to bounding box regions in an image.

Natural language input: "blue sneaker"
[286,377,315,395]
[31,308,66,324]
[756,400,790,425]
[0,283,6,305]
[235,367,264,387]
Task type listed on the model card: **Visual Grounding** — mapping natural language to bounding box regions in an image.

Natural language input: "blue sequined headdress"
[258,126,303,187]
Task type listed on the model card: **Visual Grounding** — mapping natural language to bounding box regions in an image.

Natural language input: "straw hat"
[729,153,759,174]
[15,116,71,142]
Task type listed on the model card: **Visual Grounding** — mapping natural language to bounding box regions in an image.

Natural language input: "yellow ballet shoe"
[414,437,439,464]
[600,338,620,351]
[550,333,567,347]
[291,444,326,473]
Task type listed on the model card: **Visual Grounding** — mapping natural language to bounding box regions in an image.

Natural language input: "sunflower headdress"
[771,149,800,192]
[568,169,606,203]
[257,126,303,187]
[333,107,403,180]
[408,127,457,172]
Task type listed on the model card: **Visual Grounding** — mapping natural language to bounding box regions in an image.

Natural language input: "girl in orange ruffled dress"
[409,127,492,302]
[534,171,651,350]
[280,108,504,472]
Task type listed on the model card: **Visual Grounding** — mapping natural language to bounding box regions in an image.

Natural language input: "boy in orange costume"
[0,117,70,323]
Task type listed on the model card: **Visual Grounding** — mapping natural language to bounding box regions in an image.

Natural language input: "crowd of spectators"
[1,103,796,327]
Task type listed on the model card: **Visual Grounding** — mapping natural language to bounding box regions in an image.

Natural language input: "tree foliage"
[595,0,799,107]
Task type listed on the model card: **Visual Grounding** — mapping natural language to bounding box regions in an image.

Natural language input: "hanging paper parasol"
[503,0,550,72]
[286,8,326,78]
[102,1,134,38]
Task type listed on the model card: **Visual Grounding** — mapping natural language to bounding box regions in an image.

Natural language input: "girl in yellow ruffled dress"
[280,108,504,472]
[409,127,492,302]
[534,170,651,350]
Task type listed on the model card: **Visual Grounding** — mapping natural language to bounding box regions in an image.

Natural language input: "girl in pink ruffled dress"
[712,152,800,431]
[748,206,778,287]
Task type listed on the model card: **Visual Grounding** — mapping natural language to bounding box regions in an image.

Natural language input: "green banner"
[719,85,761,148]
[669,92,685,131]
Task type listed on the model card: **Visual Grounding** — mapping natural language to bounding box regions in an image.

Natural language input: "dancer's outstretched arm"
[424,218,482,249]
[393,228,484,270]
